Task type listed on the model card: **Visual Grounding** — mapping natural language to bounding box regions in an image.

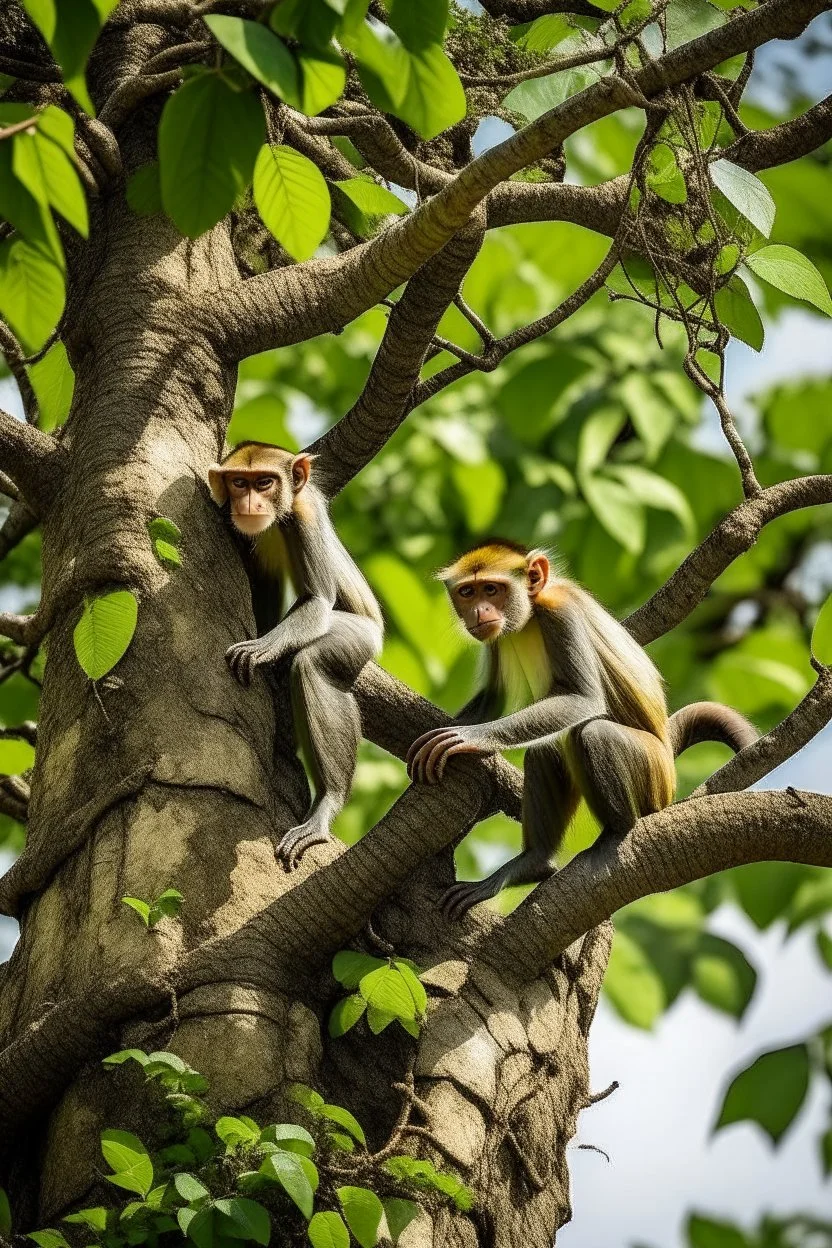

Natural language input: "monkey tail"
[668,702,759,758]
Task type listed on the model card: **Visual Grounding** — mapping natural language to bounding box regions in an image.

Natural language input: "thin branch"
[0,116,38,143]
[460,38,611,88]
[204,0,823,361]
[624,475,832,646]
[484,790,832,982]
[294,109,450,195]
[684,353,762,499]
[0,779,28,824]
[0,408,64,512]
[0,500,38,560]
[309,218,485,496]
[99,67,185,130]
[0,322,38,424]
[410,244,619,408]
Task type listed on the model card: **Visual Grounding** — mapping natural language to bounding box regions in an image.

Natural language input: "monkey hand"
[407,725,491,784]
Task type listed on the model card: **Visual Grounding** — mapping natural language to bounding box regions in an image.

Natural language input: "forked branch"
[0,408,64,512]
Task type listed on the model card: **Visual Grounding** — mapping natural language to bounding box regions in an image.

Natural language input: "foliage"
[5,1050,463,1247]
[329,951,427,1039]
[121,889,184,930]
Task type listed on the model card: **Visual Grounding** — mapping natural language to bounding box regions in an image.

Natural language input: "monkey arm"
[226,595,333,686]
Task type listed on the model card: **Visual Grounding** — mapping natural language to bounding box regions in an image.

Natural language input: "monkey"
[209,442,383,868]
[407,540,758,920]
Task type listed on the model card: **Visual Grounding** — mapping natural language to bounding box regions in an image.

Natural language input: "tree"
[0,0,831,1244]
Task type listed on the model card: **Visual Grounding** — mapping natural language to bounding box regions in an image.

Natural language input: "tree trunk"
[0,199,609,1246]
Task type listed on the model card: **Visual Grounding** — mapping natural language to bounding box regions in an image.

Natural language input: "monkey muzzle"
[231,497,275,536]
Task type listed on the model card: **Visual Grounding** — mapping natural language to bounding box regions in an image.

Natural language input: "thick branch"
[0,408,63,511]
[0,501,37,562]
[205,0,823,360]
[310,219,485,496]
[485,790,832,981]
[625,475,832,646]
[723,92,832,171]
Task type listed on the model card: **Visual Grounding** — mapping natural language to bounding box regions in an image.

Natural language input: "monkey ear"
[291,454,314,493]
[208,465,228,506]
[526,552,550,597]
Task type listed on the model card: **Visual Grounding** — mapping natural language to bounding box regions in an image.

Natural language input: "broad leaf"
[336,1186,384,1248]
[30,340,74,430]
[174,1172,209,1204]
[121,896,151,926]
[260,1151,318,1220]
[359,964,417,1020]
[308,1211,350,1248]
[389,0,448,51]
[253,144,331,262]
[710,159,775,238]
[715,1045,810,1144]
[382,1198,421,1244]
[745,244,832,317]
[329,992,367,1037]
[0,1188,11,1237]
[0,236,65,352]
[204,16,300,106]
[714,276,764,351]
[604,928,664,1029]
[100,1129,154,1197]
[298,47,346,115]
[692,934,756,1019]
[213,1197,271,1246]
[393,960,427,1016]
[13,113,88,237]
[215,1115,261,1152]
[332,950,386,989]
[27,1233,71,1248]
[812,593,832,665]
[20,0,120,112]
[0,738,35,775]
[102,1049,149,1067]
[319,1103,366,1146]
[159,72,265,238]
[73,589,138,680]
[259,1123,316,1156]
[394,44,466,141]
[126,163,162,216]
[581,473,646,556]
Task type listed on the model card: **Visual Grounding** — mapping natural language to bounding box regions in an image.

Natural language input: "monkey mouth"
[470,621,501,639]
[232,514,274,535]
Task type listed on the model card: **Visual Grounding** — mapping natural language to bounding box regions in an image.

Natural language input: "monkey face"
[452,578,513,642]
[226,473,285,535]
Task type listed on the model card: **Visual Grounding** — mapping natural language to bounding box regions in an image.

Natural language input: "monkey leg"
[442,741,579,921]
[568,719,675,840]
[276,613,381,870]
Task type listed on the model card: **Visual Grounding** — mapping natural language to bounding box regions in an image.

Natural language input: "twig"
[684,353,762,498]
[0,116,39,142]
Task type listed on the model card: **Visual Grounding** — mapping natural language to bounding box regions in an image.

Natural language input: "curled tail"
[668,701,759,758]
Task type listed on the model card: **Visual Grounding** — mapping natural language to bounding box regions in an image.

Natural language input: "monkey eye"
[484,583,499,596]
[231,477,249,489]
[458,586,474,599]
[255,476,275,490]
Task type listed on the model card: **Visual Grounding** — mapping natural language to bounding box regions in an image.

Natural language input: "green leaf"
[102,1048,149,1067]
[745,244,832,317]
[332,950,386,989]
[336,1186,384,1248]
[514,14,583,53]
[329,992,367,1038]
[503,56,602,121]
[121,896,151,926]
[318,1103,366,1147]
[174,1173,209,1204]
[13,115,88,236]
[332,176,407,236]
[30,340,74,430]
[787,873,832,931]
[359,964,417,1020]
[821,1127,832,1177]
[73,589,138,679]
[216,1115,261,1152]
[394,44,466,141]
[665,0,725,49]
[27,1232,71,1248]
[714,276,764,351]
[687,1214,750,1248]
[366,1005,396,1034]
[604,928,664,1029]
[253,144,331,262]
[0,1188,11,1238]
[382,1198,420,1244]
[152,888,183,918]
[152,538,181,567]
[0,737,35,775]
[710,159,775,238]
[0,236,65,352]
[100,1129,154,1197]
[715,1044,810,1144]
[577,406,625,475]
[126,163,162,216]
[298,47,346,115]
[20,0,120,112]
[288,1083,325,1112]
[308,1211,350,1248]
[451,459,506,532]
[647,142,687,205]
[816,928,832,970]
[389,0,448,51]
[159,72,265,239]
[393,961,427,1017]
[581,472,646,556]
[383,1156,473,1211]
[259,1123,316,1156]
[347,21,409,112]
[326,1131,355,1153]
[607,464,695,539]
[203,16,300,106]
[213,1197,271,1245]
[259,1152,318,1220]
[812,592,832,665]
[692,934,756,1019]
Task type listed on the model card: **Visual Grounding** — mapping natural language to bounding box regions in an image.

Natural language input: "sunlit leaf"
[692,934,756,1019]
[0,236,65,352]
[308,1211,350,1248]
[604,928,664,1028]
[329,992,367,1038]
[73,590,138,680]
[253,144,331,261]
[298,47,346,115]
[30,340,74,430]
[715,1045,810,1144]
[204,15,300,105]
[336,1186,383,1248]
[0,738,35,775]
[100,1129,154,1197]
[745,244,832,317]
[710,160,775,238]
[714,276,764,351]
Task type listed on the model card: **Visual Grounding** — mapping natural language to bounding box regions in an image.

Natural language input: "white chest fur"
[497,618,550,711]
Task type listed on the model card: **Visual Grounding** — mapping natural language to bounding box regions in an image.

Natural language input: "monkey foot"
[440,880,497,922]
[275,821,332,871]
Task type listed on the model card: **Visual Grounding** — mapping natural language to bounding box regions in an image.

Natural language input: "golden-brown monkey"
[407,540,757,919]
[209,443,383,867]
